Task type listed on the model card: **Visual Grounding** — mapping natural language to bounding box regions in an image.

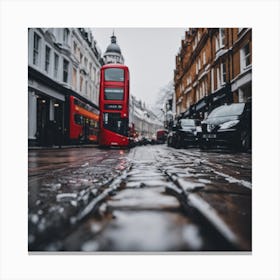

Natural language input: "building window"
[240,43,251,71]
[193,37,198,51]
[77,47,80,60]
[219,28,225,47]
[80,76,83,93]
[216,67,221,89]
[211,69,214,93]
[203,51,206,65]
[215,35,219,52]
[84,57,88,69]
[80,53,83,63]
[89,85,92,99]
[221,62,226,84]
[93,67,96,82]
[180,84,183,94]
[63,28,69,45]
[89,63,92,77]
[85,81,88,95]
[63,59,69,83]
[216,29,226,52]
[73,41,77,57]
[72,68,77,90]
[44,46,51,73]
[187,76,192,86]
[202,82,205,96]
[33,32,41,66]
[54,53,59,79]
[198,58,201,71]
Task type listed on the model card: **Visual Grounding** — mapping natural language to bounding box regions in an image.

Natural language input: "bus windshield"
[105,68,124,82]
[103,113,128,136]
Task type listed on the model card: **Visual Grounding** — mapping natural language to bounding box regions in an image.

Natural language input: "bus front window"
[104,88,124,100]
[104,68,124,82]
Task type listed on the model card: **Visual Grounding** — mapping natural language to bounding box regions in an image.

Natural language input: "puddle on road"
[107,187,180,211]
[82,210,203,251]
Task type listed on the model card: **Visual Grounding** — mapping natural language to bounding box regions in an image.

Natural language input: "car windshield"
[208,103,245,118]
[180,119,195,127]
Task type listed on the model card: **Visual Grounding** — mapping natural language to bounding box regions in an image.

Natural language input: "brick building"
[174,28,252,120]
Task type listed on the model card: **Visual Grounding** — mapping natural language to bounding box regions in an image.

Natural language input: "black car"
[199,102,251,151]
[167,118,200,149]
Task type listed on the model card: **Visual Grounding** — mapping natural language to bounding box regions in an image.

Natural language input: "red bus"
[156,129,168,144]
[99,64,130,147]
[68,95,99,144]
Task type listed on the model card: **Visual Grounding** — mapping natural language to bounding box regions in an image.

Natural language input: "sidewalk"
[28,144,99,150]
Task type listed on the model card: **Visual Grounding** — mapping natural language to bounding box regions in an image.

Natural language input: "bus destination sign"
[104,104,123,110]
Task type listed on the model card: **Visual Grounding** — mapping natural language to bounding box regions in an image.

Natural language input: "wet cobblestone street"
[28,145,251,252]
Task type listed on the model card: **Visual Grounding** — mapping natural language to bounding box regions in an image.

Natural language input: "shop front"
[28,67,65,147]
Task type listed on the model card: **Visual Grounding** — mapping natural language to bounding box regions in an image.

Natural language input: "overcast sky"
[92,28,186,106]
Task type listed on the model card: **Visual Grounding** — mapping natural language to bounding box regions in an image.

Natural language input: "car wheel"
[167,137,171,147]
[175,137,181,149]
[239,130,250,152]
[199,139,209,150]
[175,142,181,149]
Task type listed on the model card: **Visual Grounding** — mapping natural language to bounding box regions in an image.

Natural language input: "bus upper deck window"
[104,88,124,100]
[105,68,124,82]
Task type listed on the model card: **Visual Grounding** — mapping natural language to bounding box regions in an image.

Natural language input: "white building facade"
[129,96,163,138]
[28,28,103,146]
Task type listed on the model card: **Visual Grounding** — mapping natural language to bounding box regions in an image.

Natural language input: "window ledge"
[240,64,252,74]
[215,48,228,61]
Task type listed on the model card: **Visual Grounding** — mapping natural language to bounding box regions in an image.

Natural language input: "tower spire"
[111,30,116,44]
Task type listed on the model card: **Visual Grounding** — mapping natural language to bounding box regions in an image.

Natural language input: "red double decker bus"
[68,95,99,144]
[99,64,130,147]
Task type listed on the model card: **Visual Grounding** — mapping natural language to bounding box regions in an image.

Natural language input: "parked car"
[199,102,251,151]
[167,118,200,148]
